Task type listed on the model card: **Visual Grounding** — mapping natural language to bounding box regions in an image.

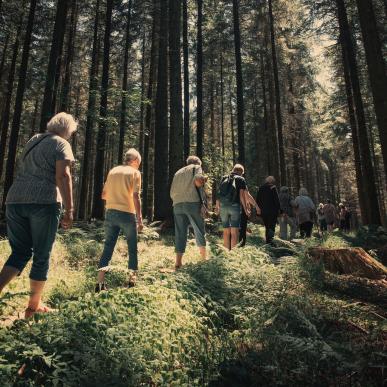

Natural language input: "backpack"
[218,175,237,204]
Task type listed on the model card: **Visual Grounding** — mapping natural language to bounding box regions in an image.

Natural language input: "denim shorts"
[220,203,241,228]
[4,203,61,281]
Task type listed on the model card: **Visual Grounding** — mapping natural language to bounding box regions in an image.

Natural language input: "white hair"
[47,112,77,138]
[299,187,308,196]
[125,148,142,164]
[265,176,275,184]
[186,155,202,166]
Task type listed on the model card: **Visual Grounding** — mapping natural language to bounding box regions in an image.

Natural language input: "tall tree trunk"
[153,0,169,220]
[260,51,270,177]
[138,28,146,155]
[228,80,236,164]
[268,0,286,184]
[168,0,184,184]
[355,0,387,179]
[142,3,158,219]
[92,0,113,219]
[78,0,100,220]
[196,0,204,159]
[60,0,78,112]
[341,38,368,224]
[0,17,23,181]
[232,0,245,164]
[2,0,37,205]
[39,0,68,131]
[220,50,225,161]
[0,33,9,88]
[118,0,132,165]
[336,0,381,225]
[182,0,190,160]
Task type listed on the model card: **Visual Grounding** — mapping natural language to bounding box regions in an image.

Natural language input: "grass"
[0,224,386,386]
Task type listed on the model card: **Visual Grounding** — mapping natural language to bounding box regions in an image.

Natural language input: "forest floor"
[0,223,386,386]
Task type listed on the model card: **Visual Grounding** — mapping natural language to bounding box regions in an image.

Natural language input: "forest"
[0,0,386,386]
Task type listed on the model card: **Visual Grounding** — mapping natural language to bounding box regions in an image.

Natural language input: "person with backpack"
[170,156,207,269]
[294,188,316,238]
[256,176,281,244]
[278,186,297,240]
[0,113,76,318]
[215,164,249,250]
[96,148,143,292]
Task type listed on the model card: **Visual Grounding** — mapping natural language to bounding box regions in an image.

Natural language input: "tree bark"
[0,17,23,181]
[268,0,286,184]
[118,0,133,165]
[142,0,158,219]
[336,0,381,225]
[0,33,9,88]
[39,0,69,132]
[138,28,146,155]
[92,0,114,219]
[78,0,100,220]
[182,0,190,160]
[196,0,204,159]
[355,0,387,180]
[59,0,78,112]
[340,37,368,224]
[232,0,245,164]
[2,0,37,206]
[168,0,184,182]
[153,0,169,220]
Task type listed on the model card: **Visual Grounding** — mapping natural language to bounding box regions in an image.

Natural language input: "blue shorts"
[220,203,241,228]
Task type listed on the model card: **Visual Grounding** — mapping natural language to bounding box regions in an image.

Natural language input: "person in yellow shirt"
[96,148,143,292]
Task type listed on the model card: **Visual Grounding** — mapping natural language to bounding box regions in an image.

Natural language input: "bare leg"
[223,228,231,250]
[0,266,20,293]
[97,270,106,284]
[199,246,207,260]
[175,253,183,269]
[230,228,239,249]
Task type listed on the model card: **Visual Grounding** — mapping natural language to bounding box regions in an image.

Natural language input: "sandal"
[24,304,56,319]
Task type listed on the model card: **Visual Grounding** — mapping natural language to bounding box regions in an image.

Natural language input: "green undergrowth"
[0,226,386,386]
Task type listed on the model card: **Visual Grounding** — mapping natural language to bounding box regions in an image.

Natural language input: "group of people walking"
[0,112,352,318]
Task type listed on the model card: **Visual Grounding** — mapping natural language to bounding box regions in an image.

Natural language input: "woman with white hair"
[294,188,316,238]
[0,112,76,318]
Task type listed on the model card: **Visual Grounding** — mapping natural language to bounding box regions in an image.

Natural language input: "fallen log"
[308,247,387,280]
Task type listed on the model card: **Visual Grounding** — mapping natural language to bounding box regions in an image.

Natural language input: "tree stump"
[308,247,387,280]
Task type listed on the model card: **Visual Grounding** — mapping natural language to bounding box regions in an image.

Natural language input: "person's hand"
[245,206,252,217]
[137,221,144,233]
[255,206,261,215]
[61,210,73,230]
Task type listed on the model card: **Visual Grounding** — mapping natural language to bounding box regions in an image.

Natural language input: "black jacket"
[256,183,281,217]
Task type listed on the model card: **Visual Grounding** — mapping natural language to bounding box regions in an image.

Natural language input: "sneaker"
[95,283,107,293]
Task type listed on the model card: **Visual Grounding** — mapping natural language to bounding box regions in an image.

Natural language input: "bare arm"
[240,189,250,215]
[245,190,260,214]
[56,160,73,229]
[133,192,143,231]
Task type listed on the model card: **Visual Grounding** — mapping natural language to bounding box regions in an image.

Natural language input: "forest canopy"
[0,0,386,224]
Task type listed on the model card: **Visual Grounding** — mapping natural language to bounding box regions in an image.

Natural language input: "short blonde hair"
[232,163,244,175]
[47,112,77,138]
[186,155,202,166]
[125,148,141,164]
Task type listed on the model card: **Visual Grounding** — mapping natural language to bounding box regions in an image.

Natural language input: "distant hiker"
[278,186,297,240]
[323,199,336,232]
[170,156,207,269]
[256,176,281,244]
[215,164,250,250]
[96,148,143,292]
[294,188,315,238]
[339,203,351,233]
[0,112,76,318]
[316,203,327,234]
